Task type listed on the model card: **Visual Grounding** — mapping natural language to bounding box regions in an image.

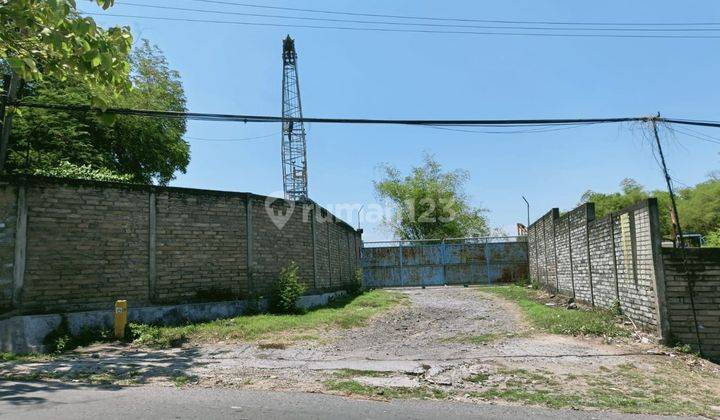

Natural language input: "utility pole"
[281,35,309,201]
[650,114,703,357]
[650,116,683,248]
[522,196,530,231]
[0,72,20,174]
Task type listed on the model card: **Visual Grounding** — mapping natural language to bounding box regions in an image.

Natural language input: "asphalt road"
[0,381,695,420]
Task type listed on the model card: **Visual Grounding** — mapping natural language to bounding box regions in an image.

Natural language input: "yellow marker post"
[114,300,127,339]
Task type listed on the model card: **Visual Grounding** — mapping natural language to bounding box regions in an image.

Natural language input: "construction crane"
[281,35,309,201]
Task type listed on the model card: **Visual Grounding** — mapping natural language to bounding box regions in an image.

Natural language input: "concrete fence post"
[326,222,332,288]
[553,220,559,291]
[568,220,576,298]
[311,204,318,290]
[12,184,27,308]
[351,233,357,275]
[346,230,352,285]
[586,204,595,307]
[541,217,548,285]
[336,227,343,285]
[245,195,254,297]
[647,198,670,341]
[148,191,157,301]
[609,213,620,302]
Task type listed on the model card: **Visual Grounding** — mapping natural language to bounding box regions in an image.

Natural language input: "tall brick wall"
[0,176,361,315]
[662,248,720,361]
[528,199,664,332]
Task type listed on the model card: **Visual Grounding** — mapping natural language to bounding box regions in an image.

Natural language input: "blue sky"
[83,1,720,241]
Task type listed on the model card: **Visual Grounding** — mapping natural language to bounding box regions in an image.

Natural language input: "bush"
[705,229,720,247]
[43,316,73,354]
[33,161,134,183]
[269,261,306,314]
[347,269,364,295]
[43,316,114,354]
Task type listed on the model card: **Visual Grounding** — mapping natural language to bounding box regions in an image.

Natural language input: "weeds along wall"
[528,199,666,334]
[0,176,362,315]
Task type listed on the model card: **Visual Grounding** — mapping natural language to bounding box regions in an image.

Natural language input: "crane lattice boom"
[281,35,309,201]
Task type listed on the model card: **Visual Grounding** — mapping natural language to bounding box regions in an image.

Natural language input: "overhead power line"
[110,2,720,33]
[663,118,720,129]
[182,0,720,27]
[12,101,654,126]
[670,127,720,146]
[185,132,278,142]
[14,101,720,130]
[81,12,720,39]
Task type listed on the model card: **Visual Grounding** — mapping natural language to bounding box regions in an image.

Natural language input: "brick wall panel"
[23,184,149,313]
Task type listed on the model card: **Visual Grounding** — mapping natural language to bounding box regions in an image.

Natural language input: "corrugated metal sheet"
[362,238,528,287]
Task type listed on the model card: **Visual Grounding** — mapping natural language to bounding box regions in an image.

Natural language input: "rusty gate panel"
[362,237,528,288]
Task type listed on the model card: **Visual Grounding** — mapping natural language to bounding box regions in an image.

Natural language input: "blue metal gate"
[361,237,528,288]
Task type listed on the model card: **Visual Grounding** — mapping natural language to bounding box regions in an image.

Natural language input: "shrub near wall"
[0,176,362,315]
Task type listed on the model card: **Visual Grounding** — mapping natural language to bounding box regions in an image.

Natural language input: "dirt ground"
[191,287,652,387]
[3,286,720,416]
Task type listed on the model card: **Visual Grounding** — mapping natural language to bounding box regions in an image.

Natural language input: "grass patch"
[173,375,197,387]
[325,380,447,400]
[466,372,490,383]
[256,342,288,350]
[470,388,584,409]
[442,333,498,345]
[332,369,390,378]
[483,285,629,337]
[0,368,142,386]
[468,362,720,417]
[130,290,407,348]
[0,352,53,363]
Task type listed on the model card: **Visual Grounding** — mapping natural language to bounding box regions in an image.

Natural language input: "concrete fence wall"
[528,199,666,334]
[662,247,720,359]
[529,198,720,361]
[0,176,361,316]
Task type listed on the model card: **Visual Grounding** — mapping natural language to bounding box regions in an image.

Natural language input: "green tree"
[581,178,649,218]
[374,154,488,240]
[1,0,132,105]
[580,178,720,239]
[675,179,720,236]
[8,40,189,184]
[705,229,720,247]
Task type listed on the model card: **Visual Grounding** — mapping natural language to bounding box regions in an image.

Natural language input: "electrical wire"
[664,118,720,129]
[108,2,720,33]
[80,12,720,39]
[423,123,600,134]
[11,101,648,126]
[673,126,720,144]
[12,102,720,133]
[185,132,278,141]
[181,0,720,27]
[671,127,720,146]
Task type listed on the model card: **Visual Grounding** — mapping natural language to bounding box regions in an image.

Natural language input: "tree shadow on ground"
[0,344,205,405]
[0,380,114,406]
